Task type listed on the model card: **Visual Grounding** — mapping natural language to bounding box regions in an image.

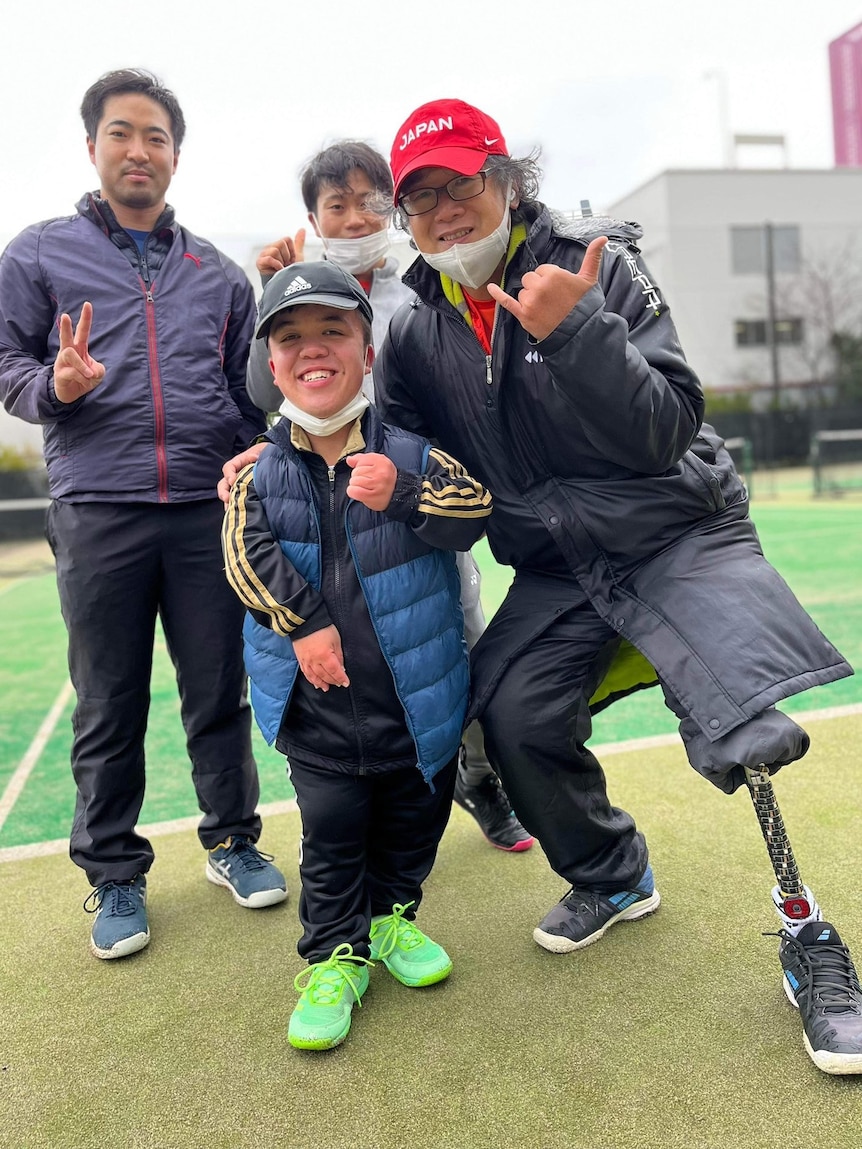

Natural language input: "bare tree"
[775,237,862,404]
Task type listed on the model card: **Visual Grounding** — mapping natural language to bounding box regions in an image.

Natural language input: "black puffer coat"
[376,203,852,743]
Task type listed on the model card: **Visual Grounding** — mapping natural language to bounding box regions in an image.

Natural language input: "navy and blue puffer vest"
[243,414,468,786]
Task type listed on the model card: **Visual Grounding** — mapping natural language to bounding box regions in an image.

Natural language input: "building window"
[730,225,801,274]
[735,318,804,346]
[774,318,803,345]
[735,319,767,346]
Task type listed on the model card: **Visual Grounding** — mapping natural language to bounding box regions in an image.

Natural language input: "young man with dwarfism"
[222,261,492,1050]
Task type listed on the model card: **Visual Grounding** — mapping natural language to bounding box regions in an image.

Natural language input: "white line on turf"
[0,679,74,836]
[0,703,860,866]
[0,799,299,864]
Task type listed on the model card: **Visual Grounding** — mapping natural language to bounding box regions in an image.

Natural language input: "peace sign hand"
[486,236,607,343]
[53,302,106,404]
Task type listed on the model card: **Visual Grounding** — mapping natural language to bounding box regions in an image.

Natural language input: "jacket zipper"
[341,476,422,778]
[328,467,340,601]
[486,300,503,389]
[140,261,169,502]
[328,465,366,771]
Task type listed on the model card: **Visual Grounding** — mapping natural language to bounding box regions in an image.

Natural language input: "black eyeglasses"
[397,171,489,217]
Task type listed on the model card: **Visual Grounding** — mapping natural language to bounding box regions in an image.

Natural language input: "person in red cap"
[371,97,861,1076]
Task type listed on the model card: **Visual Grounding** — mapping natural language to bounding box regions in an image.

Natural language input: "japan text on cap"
[390,98,508,199]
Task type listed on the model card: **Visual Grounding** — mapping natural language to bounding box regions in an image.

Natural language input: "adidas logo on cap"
[283,276,312,298]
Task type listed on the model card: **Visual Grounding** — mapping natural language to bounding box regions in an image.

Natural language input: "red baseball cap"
[390,98,509,199]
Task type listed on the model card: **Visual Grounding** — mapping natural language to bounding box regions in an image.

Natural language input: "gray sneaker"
[85,875,149,960]
[453,771,534,852]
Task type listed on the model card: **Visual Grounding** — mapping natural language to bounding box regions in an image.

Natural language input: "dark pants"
[289,755,458,964]
[476,590,649,894]
[474,571,812,895]
[46,500,261,886]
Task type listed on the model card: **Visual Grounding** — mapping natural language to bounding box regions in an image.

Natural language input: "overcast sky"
[2,1,861,253]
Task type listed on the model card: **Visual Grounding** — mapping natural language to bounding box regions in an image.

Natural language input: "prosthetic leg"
[743,766,820,928]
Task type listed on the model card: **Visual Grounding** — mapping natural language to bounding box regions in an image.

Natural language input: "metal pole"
[764,222,781,407]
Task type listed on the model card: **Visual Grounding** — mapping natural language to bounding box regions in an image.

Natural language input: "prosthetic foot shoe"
[773,921,862,1075]
[533,864,661,953]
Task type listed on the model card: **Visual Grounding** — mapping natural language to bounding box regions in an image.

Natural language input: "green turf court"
[1,475,861,1147]
[2,716,861,1148]
[1,482,860,854]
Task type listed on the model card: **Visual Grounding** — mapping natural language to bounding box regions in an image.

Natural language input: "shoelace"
[561,889,603,916]
[293,943,374,1007]
[479,775,515,817]
[768,930,862,1014]
[370,902,425,958]
[83,881,140,917]
[223,838,275,872]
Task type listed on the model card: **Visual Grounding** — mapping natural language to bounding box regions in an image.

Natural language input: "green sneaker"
[288,943,373,1051]
[369,902,453,987]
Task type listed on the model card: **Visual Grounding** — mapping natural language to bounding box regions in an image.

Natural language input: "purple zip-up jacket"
[0,193,264,502]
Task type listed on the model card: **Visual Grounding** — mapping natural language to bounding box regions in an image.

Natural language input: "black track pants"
[289,754,457,964]
[47,500,261,886]
[473,581,649,894]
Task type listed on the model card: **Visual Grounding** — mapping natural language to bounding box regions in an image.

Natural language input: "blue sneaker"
[288,944,373,1051]
[533,863,661,953]
[85,875,149,960]
[206,836,287,908]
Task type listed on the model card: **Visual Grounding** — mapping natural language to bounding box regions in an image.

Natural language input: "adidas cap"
[390,98,508,200]
[254,261,374,340]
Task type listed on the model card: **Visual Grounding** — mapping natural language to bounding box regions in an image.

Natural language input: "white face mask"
[278,390,370,439]
[315,223,392,276]
[418,183,513,291]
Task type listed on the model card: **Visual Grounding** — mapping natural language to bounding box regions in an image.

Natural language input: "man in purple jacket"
[0,68,286,961]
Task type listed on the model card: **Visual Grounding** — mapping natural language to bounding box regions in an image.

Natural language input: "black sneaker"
[453,771,534,852]
[533,864,661,953]
[772,921,862,1075]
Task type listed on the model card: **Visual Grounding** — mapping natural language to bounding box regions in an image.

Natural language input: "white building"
[606,168,862,398]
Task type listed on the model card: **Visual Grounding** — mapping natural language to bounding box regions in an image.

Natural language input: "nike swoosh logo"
[484,136,500,146]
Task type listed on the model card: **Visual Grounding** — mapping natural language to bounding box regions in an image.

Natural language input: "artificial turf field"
[1,477,861,1147]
